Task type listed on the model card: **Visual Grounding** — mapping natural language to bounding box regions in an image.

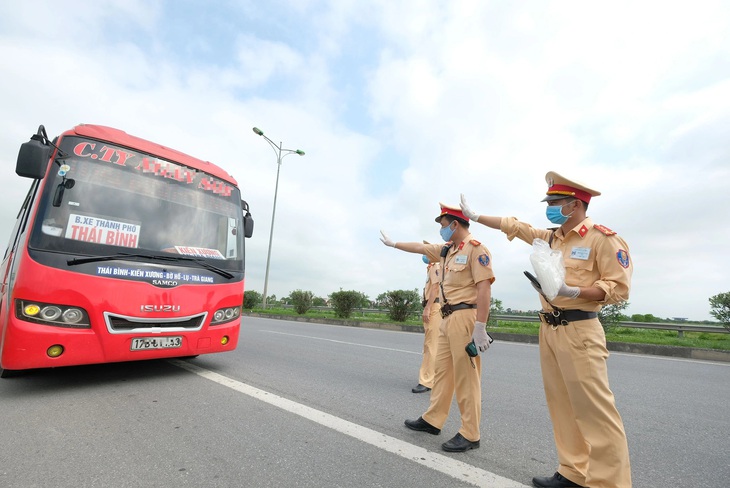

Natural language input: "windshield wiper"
[67,253,234,279]
[67,253,153,265]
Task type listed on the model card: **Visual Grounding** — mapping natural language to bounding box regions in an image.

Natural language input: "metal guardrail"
[270,306,728,338]
[491,314,728,338]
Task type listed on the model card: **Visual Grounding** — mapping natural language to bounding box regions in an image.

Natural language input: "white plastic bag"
[529,238,565,301]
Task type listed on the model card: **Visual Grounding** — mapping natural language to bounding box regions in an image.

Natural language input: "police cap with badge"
[541,171,600,204]
[435,202,469,224]
[541,171,618,238]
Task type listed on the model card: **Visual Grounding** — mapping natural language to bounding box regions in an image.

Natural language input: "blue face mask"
[422,255,429,264]
[440,222,455,242]
[546,201,575,225]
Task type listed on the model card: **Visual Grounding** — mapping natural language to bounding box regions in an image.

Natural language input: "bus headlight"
[62,308,85,324]
[40,306,63,321]
[211,306,241,325]
[23,304,41,316]
[16,300,91,328]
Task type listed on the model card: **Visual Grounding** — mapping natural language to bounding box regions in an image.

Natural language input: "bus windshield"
[29,136,244,272]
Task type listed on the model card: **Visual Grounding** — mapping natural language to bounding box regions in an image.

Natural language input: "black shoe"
[441,433,479,452]
[404,416,440,435]
[411,384,431,393]
[532,472,585,488]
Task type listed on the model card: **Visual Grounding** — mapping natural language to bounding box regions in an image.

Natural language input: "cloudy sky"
[1,1,729,321]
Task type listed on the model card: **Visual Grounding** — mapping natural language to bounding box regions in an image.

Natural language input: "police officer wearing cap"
[380,203,495,452]
[460,172,632,488]
[412,250,441,394]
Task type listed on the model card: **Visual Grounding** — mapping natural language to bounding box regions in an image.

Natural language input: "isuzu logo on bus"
[140,305,181,313]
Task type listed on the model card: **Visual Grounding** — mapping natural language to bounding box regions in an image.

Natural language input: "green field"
[491,320,730,351]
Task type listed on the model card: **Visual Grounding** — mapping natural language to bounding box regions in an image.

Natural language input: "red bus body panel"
[1,247,241,370]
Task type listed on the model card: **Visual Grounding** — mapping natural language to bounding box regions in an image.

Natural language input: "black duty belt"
[421,298,440,307]
[539,310,598,326]
[440,302,476,318]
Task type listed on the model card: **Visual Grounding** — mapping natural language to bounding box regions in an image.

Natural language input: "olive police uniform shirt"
[423,233,495,303]
[500,216,631,311]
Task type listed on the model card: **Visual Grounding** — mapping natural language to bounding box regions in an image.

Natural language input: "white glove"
[472,321,493,352]
[379,230,396,248]
[459,193,480,221]
[557,282,580,299]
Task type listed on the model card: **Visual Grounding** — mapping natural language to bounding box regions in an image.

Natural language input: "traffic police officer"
[380,203,495,452]
[412,250,441,394]
[460,172,632,487]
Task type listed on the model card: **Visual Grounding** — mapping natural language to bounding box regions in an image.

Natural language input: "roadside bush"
[290,289,314,315]
[243,290,262,309]
[598,301,630,331]
[329,289,364,318]
[709,291,730,331]
[488,297,505,327]
[381,289,420,322]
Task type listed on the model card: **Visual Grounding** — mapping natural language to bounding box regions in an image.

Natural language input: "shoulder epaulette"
[593,224,616,236]
[470,239,481,246]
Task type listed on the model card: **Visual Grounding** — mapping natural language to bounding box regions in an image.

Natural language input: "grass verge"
[491,321,730,351]
[245,308,730,352]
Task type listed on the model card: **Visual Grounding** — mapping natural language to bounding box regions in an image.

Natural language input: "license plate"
[131,336,183,351]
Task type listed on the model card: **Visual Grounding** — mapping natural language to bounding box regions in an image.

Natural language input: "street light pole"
[252,127,305,309]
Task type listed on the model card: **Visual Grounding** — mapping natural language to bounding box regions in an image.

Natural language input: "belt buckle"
[549,310,562,330]
[551,310,569,327]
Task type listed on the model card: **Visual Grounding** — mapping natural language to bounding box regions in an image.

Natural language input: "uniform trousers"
[418,303,442,388]
[422,308,481,442]
[539,317,632,488]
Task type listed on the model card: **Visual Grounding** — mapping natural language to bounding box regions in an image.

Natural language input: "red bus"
[0,124,254,377]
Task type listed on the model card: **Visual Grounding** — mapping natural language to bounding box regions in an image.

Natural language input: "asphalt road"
[1,316,728,487]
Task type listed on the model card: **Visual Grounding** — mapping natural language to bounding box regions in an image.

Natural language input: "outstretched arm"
[460,194,502,229]
[380,230,426,254]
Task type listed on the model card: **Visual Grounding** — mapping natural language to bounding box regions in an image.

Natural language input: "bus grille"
[104,313,206,333]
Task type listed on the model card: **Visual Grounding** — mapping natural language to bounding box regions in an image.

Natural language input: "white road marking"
[169,359,529,488]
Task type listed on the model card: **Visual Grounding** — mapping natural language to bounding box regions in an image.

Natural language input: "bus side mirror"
[241,199,254,238]
[243,214,254,238]
[16,135,51,179]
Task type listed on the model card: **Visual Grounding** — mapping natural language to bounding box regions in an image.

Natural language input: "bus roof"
[67,124,238,185]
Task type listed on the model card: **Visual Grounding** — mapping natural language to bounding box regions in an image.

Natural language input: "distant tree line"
[245,288,508,326]
[241,288,730,329]
[243,288,420,322]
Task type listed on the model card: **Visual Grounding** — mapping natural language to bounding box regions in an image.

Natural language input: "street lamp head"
[252,127,264,136]
[295,150,305,156]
